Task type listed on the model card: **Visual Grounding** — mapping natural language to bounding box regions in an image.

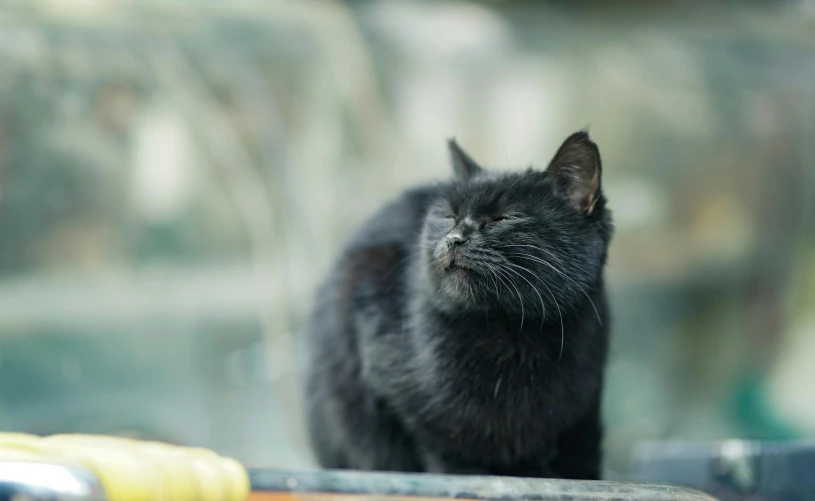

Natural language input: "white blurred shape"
[484,60,571,169]
[604,178,668,232]
[368,1,512,62]
[0,463,86,496]
[130,107,195,223]
[397,68,464,177]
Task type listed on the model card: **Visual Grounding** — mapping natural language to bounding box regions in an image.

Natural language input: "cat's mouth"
[444,255,475,272]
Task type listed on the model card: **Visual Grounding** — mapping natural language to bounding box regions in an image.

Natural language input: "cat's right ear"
[448,139,483,180]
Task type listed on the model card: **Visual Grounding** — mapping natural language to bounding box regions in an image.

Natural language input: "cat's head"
[420,130,613,316]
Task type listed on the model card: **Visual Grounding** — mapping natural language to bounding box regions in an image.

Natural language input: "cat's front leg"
[419,449,488,475]
[550,399,603,480]
[419,448,558,478]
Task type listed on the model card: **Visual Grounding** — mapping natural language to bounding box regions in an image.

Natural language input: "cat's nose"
[446,231,468,249]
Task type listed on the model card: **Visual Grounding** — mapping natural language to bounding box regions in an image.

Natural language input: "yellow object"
[141,441,203,501]
[44,435,163,501]
[221,456,251,501]
[189,454,226,501]
[0,432,41,449]
[0,448,51,461]
[0,432,250,501]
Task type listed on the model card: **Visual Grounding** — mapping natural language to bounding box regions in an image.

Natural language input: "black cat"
[306,131,613,479]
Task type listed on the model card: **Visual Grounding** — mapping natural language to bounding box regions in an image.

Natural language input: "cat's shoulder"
[327,183,442,305]
[371,183,443,226]
[348,183,443,249]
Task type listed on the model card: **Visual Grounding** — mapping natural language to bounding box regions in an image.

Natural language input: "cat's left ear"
[546,130,602,215]
[448,139,483,180]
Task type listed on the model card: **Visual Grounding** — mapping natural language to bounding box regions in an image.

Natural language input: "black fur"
[306,131,613,479]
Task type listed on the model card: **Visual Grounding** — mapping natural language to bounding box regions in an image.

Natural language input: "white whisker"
[493,266,524,331]
[502,249,602,326]
[503,262,565,361]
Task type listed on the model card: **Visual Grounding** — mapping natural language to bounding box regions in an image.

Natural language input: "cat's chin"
[446,263,473,274]
[435,268,481,305]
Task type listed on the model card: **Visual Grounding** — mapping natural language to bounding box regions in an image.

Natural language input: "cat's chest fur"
[362,296,602,462]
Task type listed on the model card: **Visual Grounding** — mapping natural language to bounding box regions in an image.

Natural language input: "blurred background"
[0,0,813,479]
